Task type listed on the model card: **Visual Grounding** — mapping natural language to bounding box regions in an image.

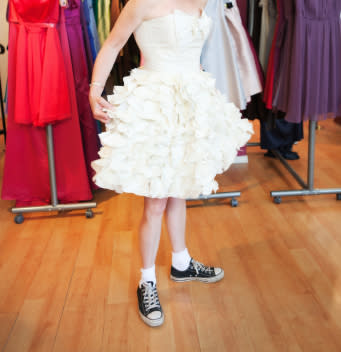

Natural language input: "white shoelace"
[142,282,161,311]
[192,259,213,274]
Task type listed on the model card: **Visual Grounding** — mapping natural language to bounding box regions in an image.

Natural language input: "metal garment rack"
[0,76,6,142]
[269,120,341,204]
[12,124,97,224]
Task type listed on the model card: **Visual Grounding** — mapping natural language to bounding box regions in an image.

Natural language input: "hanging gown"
[65,0,101,189]
[2,0,92,206]
[83,0,100,61]
[6,0,71,127]
[236,0,248,26]
[259,0,303,151]
[79,0,94,72]
[274,0,341,122]
[224,0,262,101]
[92,9,253,199]
[263,0,281,109]
[201,0,247,109]
[94,0,111,45]
[258,0,277,71]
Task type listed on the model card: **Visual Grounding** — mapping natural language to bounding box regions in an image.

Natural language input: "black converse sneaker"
[170,258,224,283]
[137,281,164,327]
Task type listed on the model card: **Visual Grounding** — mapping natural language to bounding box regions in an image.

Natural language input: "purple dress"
[274,0,341,123]
[65,0,100,189]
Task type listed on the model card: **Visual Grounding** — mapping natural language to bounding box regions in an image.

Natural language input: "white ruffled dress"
[92,10,253,199]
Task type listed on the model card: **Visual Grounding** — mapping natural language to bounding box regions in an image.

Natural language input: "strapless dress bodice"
[134,9,212,73]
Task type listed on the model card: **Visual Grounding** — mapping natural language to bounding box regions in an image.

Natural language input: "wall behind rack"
[0,0,9,98]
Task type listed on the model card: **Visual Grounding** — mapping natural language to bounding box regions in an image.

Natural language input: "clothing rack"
[12,124,97,224]
[270,120,341,204]
[0,76,6,143]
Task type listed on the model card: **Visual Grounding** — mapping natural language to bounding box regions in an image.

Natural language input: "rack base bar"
[12,202,97,214]
[187,192,241,207]
[187,192,240,201]
[271,149,308,189]
[247,142,261,147]
[271,188,341,198]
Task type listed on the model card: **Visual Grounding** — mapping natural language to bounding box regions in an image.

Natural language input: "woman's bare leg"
[137,197,167,327]
[139,197,168,269]
[165,197,187,252]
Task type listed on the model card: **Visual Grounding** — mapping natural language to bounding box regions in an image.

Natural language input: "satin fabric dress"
[2,0,92,205]
[258,0,277,71]
[94,0,111,45]
[80,0,94,71]
[83,0,100,61]
[224,1,262,102]
[65,0,101,189]
[201,0,247,109]
[6,0,71,127]
[236,0,248,26]
[273,0,341,122]
[263,0,281,109]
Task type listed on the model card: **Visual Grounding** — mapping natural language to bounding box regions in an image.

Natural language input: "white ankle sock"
[139,265,156,287]
[172,248,191,271]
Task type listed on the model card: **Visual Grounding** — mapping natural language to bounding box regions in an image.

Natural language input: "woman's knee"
[144,198,168,218]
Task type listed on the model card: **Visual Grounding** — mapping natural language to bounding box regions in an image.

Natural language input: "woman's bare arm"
[89,0,148,122]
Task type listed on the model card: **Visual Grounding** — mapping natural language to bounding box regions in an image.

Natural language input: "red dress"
[8,0,71,127]
[2,0,92,206]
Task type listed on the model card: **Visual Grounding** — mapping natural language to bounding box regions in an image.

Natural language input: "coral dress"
[92,10,253,199]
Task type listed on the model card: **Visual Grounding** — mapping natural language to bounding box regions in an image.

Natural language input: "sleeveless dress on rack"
[2,0,92,205]
[91,10,253,199]
[273,0,341,122]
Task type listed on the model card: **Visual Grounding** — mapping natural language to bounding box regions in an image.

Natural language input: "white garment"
[201,0,247,109]
[92,9,253,198]
[224,1,262,100]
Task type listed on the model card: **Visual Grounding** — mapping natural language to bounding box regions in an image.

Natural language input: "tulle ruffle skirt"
[91,68,253,198]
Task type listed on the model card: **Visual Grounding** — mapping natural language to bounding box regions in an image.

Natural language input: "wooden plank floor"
[0,119,340,352]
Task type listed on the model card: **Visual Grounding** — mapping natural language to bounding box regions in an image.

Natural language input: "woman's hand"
[89,91,114,124]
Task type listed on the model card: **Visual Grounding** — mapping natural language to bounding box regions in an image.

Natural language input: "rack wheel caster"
[230,198,238,207]
[337,194,341,201]
[85,209,94,219]
[14,214,24,224]
[274,196,282,204]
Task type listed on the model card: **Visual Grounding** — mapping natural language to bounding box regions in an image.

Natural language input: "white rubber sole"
[139,311,164,327]
[170,269,224,283]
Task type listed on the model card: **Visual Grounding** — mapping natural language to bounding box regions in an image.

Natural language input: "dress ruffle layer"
[92,68,253,198]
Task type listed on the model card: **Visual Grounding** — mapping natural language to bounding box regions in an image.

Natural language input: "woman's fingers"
[94,110,111,123]
[97,96,114,110]
[89,96,114,123]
